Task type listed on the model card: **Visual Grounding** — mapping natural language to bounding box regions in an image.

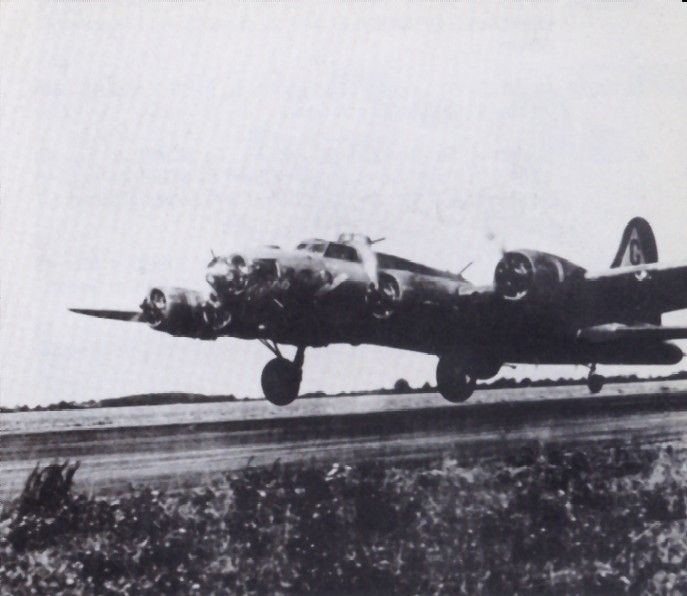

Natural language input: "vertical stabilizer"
[611,217,658,268]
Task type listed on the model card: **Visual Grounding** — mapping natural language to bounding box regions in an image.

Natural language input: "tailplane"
[611,217,658,268]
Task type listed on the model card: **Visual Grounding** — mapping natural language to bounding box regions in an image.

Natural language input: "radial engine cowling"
[369,272,405,320]
[140,287,210,337]
[494,250,585,301]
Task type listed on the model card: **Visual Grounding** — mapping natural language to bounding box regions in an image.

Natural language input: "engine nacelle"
[369,272,404,320]
[369,269,467,319]
[494,250,585,301]
[140,287,210,337]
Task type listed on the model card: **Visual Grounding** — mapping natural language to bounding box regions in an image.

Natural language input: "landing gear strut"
[260,341,305,406]
[586,364,605,395]
[436,353,477,403]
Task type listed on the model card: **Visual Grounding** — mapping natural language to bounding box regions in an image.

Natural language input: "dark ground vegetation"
[1,442,686,595]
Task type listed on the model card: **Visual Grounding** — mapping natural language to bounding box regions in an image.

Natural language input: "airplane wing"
[583,261,687,317]
[71,287,217,339]
[578,322,687,344]
[69,308,145,323]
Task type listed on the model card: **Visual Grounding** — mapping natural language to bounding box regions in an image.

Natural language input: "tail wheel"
[261,358,301,406]
[473,358,502,380]
[436,354,476,403]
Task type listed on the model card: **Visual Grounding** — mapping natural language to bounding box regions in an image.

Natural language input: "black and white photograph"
[2,2,687,594]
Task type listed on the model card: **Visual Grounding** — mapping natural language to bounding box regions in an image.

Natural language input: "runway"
[2,381,687,501]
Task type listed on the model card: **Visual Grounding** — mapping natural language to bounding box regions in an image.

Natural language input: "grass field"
[2,439,687,595]
[4,379,687,435]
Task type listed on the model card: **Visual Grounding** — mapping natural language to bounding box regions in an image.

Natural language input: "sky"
[1,3,686,407]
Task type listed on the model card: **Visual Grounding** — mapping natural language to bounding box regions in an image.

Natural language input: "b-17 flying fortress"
[72,218,687,406]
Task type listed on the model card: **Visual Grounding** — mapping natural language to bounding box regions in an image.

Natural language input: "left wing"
[71,287,215,338]
[69,308,145,322]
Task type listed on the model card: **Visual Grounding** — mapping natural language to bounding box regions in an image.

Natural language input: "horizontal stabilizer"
[69,308,144,323]
[583,260,687,320]
[578,323,687,344]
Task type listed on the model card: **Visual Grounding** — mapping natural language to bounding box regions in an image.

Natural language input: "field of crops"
[2,439,687,595]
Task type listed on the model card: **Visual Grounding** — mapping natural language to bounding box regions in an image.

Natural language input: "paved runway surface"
[2,381,687,501]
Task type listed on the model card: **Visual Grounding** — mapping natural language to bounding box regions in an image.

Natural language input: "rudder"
[611,217,658,268]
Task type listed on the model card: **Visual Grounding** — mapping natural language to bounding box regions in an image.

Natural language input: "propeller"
[339,235,402,319]
[359,243,380,289]
[202,298,233,331]
[486,228,529,299]
[337,234,383,289]
[314,271,349,298]
[494,252,534,300]
[457,261,474,277]
[139,288,167,327]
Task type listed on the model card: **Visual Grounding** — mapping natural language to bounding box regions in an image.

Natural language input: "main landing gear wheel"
[261,358,301,406]
[436,353,477,404]
[259,342,306,406]
[586,365,605,395]
[587,374,604,395]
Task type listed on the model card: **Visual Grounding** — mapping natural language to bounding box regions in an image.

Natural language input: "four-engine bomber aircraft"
[72,218,687,406]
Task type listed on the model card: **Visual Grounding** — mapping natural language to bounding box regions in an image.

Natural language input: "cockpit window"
[324,243,360,262]
[297,241,327,254]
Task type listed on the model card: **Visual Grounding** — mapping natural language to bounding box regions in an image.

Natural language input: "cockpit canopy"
[296,239,362,263]
[296,239,327,253]
[296,236,464,280]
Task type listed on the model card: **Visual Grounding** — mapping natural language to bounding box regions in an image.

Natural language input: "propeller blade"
[314,273,349,297]
[337,234,381,287]
[457,261,474,276]
[356,242,379,288]
[328,272,349,291]
[69,308,145,323]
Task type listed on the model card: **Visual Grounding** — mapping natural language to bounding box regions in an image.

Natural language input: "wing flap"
[69,308,145,323]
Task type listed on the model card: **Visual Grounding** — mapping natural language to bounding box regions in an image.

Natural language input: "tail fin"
[611,217,658,268]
